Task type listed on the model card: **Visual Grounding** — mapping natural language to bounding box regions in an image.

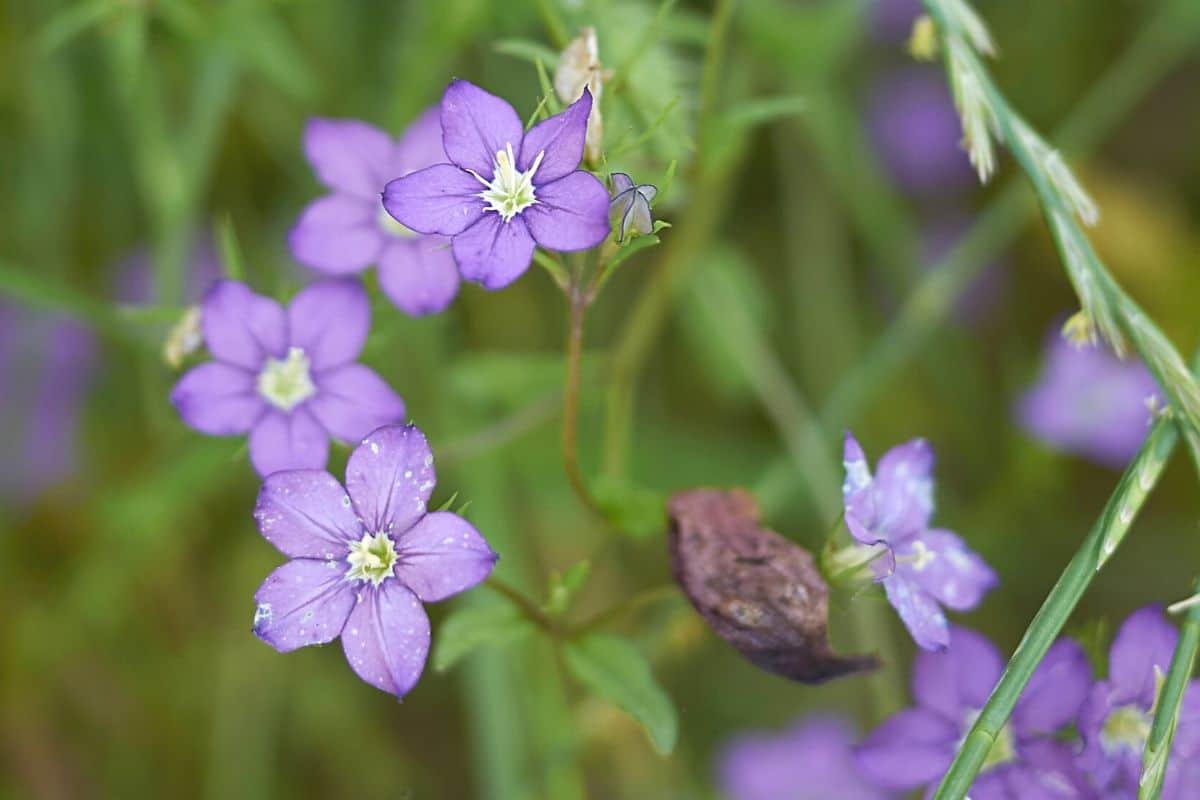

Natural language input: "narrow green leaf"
[37,0,116,54]
[215,214,246,281]
[1141,576,1200,798]
[717,95,808,131]
[433,605,535,673]
[591,477,667,539]
[543,560,592,616]
[563,634,678,754]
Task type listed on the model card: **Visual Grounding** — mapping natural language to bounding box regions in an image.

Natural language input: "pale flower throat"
[257,347,317,411]
[477,143,543,222]
[1101,703,1153,754]
[345,531,399,586]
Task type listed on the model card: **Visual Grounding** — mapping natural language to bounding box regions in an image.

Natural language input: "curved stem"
[562,280,602,515]
[485,576,558,635]
[567,585,680,637]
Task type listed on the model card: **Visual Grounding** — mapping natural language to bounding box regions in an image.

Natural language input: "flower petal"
[254,469,361,558]
[202,281,287,370]
[381,164,486,236]
[610,172,634,194]
[873,437,935,538]
[393,512,497,602]
[452,214,536,290]
[170,362,264,435]
[855,708,958,790]
[345,424,436,535]
[286,278,370,369]
[912,625,1003,719]
[1013,638,1092,736]
[249,409,330,477]
[287,194,383,274]
[884,574,950,651]
[394,106,446,176]
[842,432,877,537]
[521,171,611,252]
[252,558,355,653]
[341,581,431,697]
[303,117,395,198]
[309,364,406,443]
[377,238,460,316]
[898,528,997,611]
[520,89,590,184]
[440,79,524,177]
[1109,605,1178,706]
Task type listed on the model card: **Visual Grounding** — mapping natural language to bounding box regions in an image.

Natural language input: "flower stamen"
[478,143,543,222]
[345,531,399,587]
[257,346,317,411]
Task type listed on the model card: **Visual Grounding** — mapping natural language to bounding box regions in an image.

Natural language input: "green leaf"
[433,604,535,673]
[717,95,808,132]
[493,38,562,70]
[562,634,678,755]
[543,560,591,617]
[37,0,117,54]
[592,477,667,539]
[215,213,246,281]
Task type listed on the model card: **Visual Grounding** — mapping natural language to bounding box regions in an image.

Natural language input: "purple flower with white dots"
[251,424,497,698]
[842,432,997,650]
[289,109,461,316]
[382,80,610,290]
[1077,606,1200,799]
[856,628,1094,799]
[1017,327,1161,468]
[718,715,896,800]
[170,278,405,477]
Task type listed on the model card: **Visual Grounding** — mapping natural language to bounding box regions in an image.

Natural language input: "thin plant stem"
[1141,575,1200,799]
[561,275,602,516]
[484,576,558,635]
[568,585,680,636]
[929,342,1200,798]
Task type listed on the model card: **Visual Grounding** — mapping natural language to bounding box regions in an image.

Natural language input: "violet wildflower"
[856,628,1094,798]
[0,304,94,506]
[841,432,997,650]
[1077,605,1200,798]
[170,279,405,477]
[610,173,657,242]
[718,715,895,800]
[866,67,977,196]
[1017,326,1161,468]
[288,109,460,316]
[251,424,498,697]
[382,80,610,290]
[870,0,923,44]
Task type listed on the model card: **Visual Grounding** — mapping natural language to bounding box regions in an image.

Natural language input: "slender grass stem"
[1141,575,1200,799]
[931,412,1182,798]
[484,577,559,635]
[561,283,602,515]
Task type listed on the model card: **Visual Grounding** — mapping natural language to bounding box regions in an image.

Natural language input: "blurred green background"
[2,0,1200,797]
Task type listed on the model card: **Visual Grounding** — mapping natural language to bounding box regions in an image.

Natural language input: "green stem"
[601,0,739,479]
[568,585,680,636]
[484,577,558,635]
[562,278,602,516]
[1141,575,1200,799]
[930,383,1194,798]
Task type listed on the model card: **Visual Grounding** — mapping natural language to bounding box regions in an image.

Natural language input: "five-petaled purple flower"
[382,80,610,290]
[857,627,1094,799]
[718,715,896,800]
[288,109,461,316]
[1078,606,1200,799]
[170,279,405,477]
[842,432,998,650]
[251,424,497,697]
[1017,326,1161,468]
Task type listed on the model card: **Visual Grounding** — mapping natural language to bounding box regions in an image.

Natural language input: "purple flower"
[870,0,923,44]
[170,279,405,477]
[610,172,657,243]
[857,628,1094,799]
[1078,606,1200,799]
[0,303,95,505]
[866,67,976,196]
[288,109,461,316]
[1017,327,1161,468]
[842,433,998,650]
[718,715,895,800]
[382,80,610,290]
[251,424,498,697]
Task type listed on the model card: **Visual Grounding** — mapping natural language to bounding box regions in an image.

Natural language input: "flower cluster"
[719,607,1200,800]
[163,67,661,699]
[840,432,997,650]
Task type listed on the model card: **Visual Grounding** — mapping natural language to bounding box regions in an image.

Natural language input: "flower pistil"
[257,346,317,411]
[345,531,400,586]
[477,144,543,222]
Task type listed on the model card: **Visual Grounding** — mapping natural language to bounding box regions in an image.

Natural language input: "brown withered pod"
[667,488,878,683]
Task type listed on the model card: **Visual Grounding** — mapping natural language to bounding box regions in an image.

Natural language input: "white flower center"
[345,531,399,586]
[378,204,417,239]
[477,143,543,222]
[1101,703,1152,755]
[257,346,317,411]
[898,539,937,571]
